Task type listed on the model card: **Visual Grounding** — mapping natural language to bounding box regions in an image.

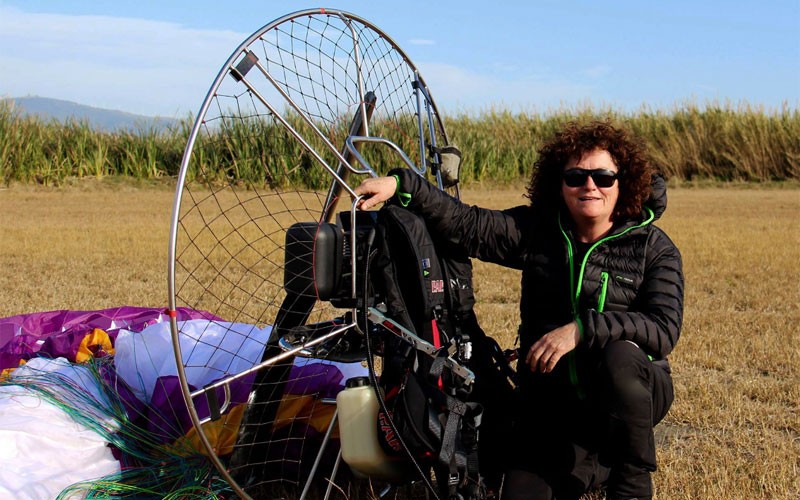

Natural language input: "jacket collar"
[646,172,668,221]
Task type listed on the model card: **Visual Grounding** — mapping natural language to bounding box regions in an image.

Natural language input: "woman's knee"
[601,340,651,384]
[599,341,652,401]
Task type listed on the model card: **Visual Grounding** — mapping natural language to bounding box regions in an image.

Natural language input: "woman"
[355,121,683,500]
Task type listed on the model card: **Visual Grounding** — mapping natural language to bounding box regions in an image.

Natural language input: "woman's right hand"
[353,176,397,210]
[525,321,580,373]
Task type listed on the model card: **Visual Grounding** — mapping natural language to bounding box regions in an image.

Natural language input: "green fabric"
[392,174,412,207]
[597,272,609,313]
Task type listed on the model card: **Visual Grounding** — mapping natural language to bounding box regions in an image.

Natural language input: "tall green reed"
[1,100,797,186]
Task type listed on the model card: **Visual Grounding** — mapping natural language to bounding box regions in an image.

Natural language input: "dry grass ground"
[0,181,798,499]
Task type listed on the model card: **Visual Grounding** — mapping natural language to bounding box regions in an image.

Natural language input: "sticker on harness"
[431,279,444,293]
[421,258,431,270]
[378,411,401,452]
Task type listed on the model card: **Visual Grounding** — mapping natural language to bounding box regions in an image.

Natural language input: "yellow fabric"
[273,393,338,438]
[0,359,25,381]
[75,328,115,363]
[171,403,248,457]
[169,393,338,457]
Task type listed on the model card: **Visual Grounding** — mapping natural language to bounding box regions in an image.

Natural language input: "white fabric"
[0,358,120,499]
[0,319,337,498]
[114,319,270,403]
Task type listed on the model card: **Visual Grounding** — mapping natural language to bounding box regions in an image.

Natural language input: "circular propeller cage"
[167,8,453,498]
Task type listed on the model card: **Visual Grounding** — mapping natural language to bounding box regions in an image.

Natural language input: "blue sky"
[1,0,797,118]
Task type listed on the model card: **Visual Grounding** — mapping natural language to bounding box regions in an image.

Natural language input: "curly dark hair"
[526,120,654,220]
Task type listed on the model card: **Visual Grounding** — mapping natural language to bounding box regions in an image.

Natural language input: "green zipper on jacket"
[558,207,656,398]
[598,272,609,313]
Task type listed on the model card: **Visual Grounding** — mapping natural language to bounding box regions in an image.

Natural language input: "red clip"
[166,309,178,318]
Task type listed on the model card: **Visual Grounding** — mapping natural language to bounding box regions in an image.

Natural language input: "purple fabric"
[132,363,345,445]
[140,372,258,444]
[0,307,220,370]
[1,305,360,477]
[141,376,193,442]
[129,361,358,446]
[283,362,348,400]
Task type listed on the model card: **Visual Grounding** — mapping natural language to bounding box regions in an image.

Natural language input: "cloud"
[583,64,612,79]
[0,6,246,117]
[0,6,599,118]
[408,39,435,46]
[416,61,594,114]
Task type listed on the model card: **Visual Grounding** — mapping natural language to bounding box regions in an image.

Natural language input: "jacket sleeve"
[581,229,684,359]
[391,168,527,268]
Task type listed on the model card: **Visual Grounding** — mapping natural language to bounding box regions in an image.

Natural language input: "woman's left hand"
[525,321,581,373]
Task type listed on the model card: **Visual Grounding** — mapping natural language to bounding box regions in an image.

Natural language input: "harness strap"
[462,403,482,493]
[437,396,466,467]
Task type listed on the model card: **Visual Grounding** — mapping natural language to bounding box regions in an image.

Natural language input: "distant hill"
[1,96,180,132]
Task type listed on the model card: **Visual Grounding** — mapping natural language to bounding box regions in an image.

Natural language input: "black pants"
[502,340,674,500]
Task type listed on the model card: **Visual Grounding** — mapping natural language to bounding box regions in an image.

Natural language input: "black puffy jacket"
[391,169,684,384]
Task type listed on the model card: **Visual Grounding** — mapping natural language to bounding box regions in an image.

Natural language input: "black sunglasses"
[562,168,619,188]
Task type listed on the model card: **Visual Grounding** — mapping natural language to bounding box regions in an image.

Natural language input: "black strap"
[462,403,482,491]
[428,348,448,381]
[228,293,315,483]
[437,396,466,468]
